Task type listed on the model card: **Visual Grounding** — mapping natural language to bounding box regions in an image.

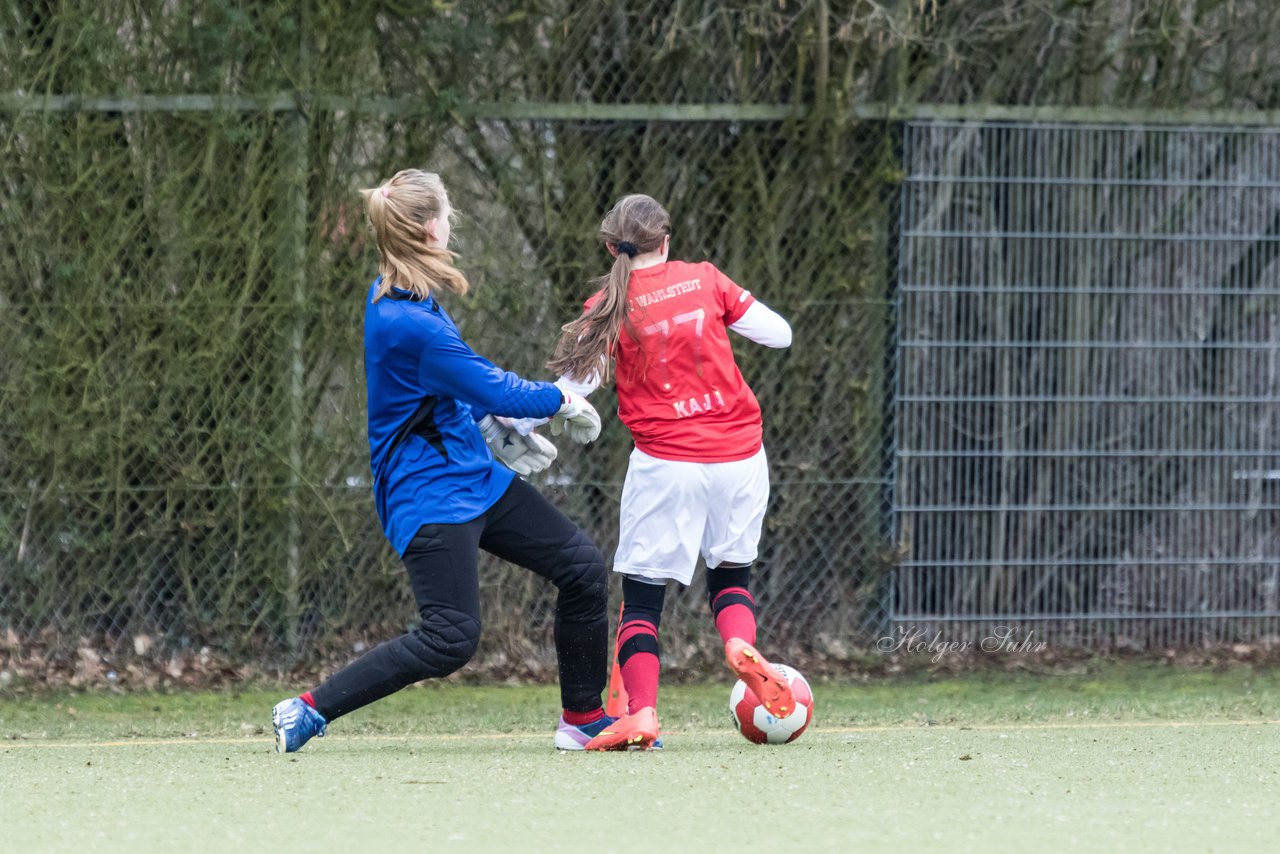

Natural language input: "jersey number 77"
[642,307,706,391]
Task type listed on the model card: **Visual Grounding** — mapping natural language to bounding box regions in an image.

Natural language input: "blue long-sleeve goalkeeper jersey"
[363,280,564,555]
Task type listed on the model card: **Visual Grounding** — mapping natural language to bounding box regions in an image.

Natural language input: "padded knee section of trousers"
[400,606,481,679]
[554,530,609,625]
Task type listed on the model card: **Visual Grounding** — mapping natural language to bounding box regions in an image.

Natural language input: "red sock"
[562,707,605,726]
[299,691,317,709]
[617,620,660,714]
[711,587,757,646]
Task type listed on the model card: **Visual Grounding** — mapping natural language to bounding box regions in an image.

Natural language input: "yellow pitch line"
[3,718,1277,750]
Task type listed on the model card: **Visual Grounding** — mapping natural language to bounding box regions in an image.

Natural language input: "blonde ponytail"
[361,169,468,301]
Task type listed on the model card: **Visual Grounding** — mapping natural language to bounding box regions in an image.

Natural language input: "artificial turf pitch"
[3,665,1278,852]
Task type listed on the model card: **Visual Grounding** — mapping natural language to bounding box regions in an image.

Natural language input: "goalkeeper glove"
[478,415,558,476]
[508,376,603,437]
[550,389,601,444]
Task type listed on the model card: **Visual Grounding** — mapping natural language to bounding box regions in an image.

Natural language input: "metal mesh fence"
[894,121,1280,646]
[9,106,1280,670]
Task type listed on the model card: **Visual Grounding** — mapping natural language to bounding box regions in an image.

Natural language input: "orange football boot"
[724,638,795,718]
[584,706,660,751]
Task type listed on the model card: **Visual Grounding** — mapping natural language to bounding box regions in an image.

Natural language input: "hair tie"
[616,241,638,257]
[381,185,390,198]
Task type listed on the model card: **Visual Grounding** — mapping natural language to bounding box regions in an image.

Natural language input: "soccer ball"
[729,663,813,745]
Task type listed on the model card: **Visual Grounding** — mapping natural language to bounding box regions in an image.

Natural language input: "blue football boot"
[272,697,327,753]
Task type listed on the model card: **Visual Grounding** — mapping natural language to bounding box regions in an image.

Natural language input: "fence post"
[281,100,307,656]
[277,6,313,658]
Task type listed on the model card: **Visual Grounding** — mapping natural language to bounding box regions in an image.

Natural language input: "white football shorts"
[613,446,770,586]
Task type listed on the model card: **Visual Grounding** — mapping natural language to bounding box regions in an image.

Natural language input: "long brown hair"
[547,194,671,381]
[360,169,469,301]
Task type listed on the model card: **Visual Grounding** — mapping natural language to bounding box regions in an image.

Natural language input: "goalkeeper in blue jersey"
[271,169,615,752]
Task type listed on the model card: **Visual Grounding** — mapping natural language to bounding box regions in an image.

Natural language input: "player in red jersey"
[540,194,795,749]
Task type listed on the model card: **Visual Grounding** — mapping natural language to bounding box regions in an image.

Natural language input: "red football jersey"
[585,260,761,462]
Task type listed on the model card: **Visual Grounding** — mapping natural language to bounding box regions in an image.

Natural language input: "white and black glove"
[478,415,558,476]
[508,374,603,437]
[550,389,601,444]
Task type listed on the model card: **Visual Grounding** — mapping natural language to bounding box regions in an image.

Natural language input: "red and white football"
[729,663,813,745]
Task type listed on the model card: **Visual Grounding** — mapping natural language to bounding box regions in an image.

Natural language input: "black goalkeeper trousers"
[310,477,608,721]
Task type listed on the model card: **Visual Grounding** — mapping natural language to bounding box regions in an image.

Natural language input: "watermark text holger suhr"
[877,626,1048,663]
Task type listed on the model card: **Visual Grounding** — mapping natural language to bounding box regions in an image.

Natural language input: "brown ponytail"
[360,169,469,301]
[547,194,671,381]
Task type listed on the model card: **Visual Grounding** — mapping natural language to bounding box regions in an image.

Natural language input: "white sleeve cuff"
[555,371,602,397]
